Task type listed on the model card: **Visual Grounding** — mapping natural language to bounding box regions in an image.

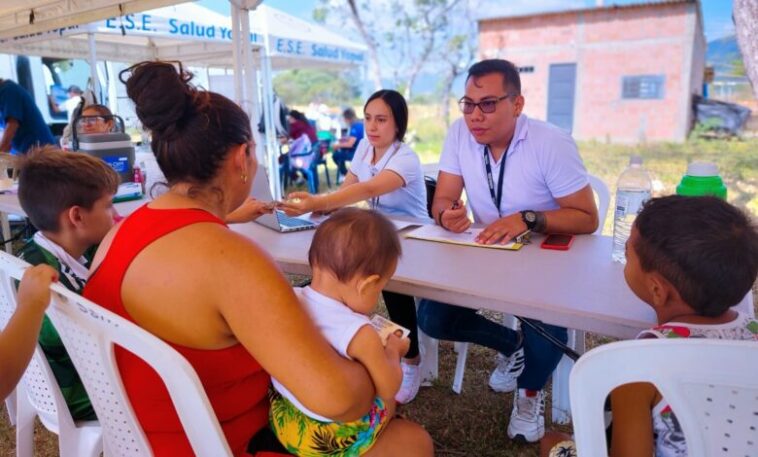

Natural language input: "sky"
[200,0,736,41]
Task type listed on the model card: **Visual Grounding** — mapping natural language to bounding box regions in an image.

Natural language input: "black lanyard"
[483,145,506,218]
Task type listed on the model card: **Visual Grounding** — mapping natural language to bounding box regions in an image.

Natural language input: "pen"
[513,229,531,244]
[451,200,460,210]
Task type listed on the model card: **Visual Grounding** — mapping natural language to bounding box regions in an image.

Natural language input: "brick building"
[478,0,706,142]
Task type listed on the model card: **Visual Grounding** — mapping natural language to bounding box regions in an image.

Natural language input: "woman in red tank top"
[84,61,375,457]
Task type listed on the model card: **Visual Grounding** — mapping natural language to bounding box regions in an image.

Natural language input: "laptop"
[251,165,317,233]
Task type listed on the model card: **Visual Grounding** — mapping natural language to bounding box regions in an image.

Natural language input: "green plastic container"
[676,162,727,200]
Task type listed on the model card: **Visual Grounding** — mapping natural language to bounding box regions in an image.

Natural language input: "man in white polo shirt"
[417,59,598,443]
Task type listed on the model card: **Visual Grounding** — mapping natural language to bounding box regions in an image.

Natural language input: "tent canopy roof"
[0,0,182,39]
[0,3,366,69]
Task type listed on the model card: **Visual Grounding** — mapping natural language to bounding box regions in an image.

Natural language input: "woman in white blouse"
[280,89,429,404]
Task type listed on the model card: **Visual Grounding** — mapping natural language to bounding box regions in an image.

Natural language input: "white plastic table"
[228,219,754,424]
[231,221,660,338]
[2,191,660,337]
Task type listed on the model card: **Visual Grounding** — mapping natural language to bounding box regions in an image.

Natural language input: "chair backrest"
[0,253,74,433]
[570,339,758,457]
[316,139,329,158]
[587,174,610,235]
[42,276,233,456]
[424,175,437,218]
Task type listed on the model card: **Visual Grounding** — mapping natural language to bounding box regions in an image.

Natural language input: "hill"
[707,35,743,77]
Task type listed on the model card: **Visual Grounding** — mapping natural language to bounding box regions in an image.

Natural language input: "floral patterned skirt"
[269,390,390,456]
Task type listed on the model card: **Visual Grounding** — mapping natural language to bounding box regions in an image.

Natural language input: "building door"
[547,63,576,132]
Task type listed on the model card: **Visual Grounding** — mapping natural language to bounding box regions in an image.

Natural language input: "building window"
[622,75,665,99]
[518,66,534,73]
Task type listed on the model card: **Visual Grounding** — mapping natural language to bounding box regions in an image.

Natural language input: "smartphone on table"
[540,234,574,251]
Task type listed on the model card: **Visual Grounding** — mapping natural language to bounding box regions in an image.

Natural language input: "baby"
[269,207,432,456]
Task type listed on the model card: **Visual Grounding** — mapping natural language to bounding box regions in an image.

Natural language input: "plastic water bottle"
[139,161,148,195]
[132,165,145,195]
[612,156,652,263]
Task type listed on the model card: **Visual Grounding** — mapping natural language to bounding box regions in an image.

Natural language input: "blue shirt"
[0,80,55,153]
[347,121,364,154]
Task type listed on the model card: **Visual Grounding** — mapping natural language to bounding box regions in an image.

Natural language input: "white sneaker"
[395,362,422,404]
[507,388,545,443]
[488,347,525,393]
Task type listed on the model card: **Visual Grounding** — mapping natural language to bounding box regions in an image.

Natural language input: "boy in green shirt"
[17,145,119,420]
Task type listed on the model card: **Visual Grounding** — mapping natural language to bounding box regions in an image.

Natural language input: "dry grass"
[0,336,547,457]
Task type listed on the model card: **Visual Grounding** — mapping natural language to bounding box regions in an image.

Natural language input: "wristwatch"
[520,210,546,232]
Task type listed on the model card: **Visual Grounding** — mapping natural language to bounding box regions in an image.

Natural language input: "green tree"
[273,69,361,106]
[314,0,464,97]
[731,58,746,77]
[436,0,477,126]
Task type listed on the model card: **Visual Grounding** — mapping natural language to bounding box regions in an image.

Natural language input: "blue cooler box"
[76,132,135,183]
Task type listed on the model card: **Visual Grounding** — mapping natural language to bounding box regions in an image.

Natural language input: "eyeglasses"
[458,94,517,114]
[80,116,107,125]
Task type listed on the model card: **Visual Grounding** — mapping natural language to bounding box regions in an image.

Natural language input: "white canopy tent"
[0,2,367,199]
[0,4,366,70]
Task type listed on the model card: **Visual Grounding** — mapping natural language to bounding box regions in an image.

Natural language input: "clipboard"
[405,224,525,251]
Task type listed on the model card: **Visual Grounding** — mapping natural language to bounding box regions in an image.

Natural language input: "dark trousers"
[332,149,355,176]
[417,299,567,391]
[382,291,419,359]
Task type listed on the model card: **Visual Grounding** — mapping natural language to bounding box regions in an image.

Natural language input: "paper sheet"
[405,224,524,251]
[389,219,422,232]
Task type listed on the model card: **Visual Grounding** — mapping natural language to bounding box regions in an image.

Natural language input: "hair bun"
[121,61,195,136]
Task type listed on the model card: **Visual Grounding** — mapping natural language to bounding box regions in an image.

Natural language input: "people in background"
[288,110,317,145]
[61,85,84,122]
[332,107,364,180]
[78,104,115,134]
[282,89,430,404]
[259,93,289,139]
[0,264,59,399]
[0,78,56,154]
[84,60,377,456]
[541,196,758,457]
[417,59,598,443]
[285,110,316,179]
[17,145,120,420]
[269,208,433,456]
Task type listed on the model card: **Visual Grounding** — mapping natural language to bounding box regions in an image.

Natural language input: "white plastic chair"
[4,389,17,426]
[549,173,610,422]
[416,298,438,385]
[570,338,758,457]
[450,175,610,411]
[0,252,102,457]
[43,271,234,456]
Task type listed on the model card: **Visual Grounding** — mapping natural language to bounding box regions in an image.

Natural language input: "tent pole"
[243,12,264,165]
[240,7,256,127]
[106,61,118,115]
[88,33,99,99]
[230,3,243,105]
[259,10,280,201]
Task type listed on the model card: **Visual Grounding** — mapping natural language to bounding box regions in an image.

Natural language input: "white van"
[1,54,220,144]
[0,53,112,137]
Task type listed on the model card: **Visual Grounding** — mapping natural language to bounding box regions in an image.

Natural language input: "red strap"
[89,204,225,316]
